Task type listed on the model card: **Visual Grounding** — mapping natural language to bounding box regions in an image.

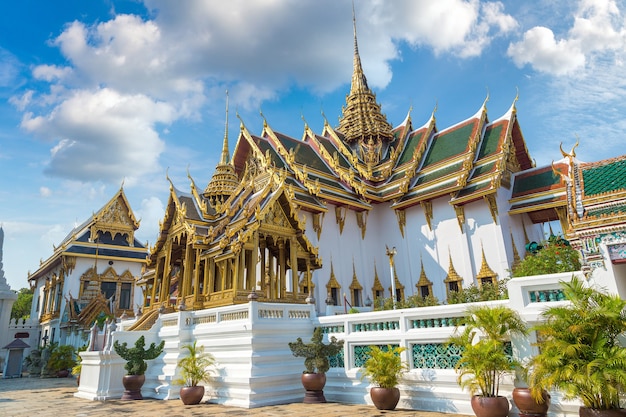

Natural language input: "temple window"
[352,288,362,307]
[419,285,430,298]
[330,288,339,306]
[101,281,117,301]
[119,282,132,310]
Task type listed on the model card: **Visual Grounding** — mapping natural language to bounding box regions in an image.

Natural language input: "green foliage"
[447,305,527,397]
[374,294,440,311]
[47,344,77,373]
[529,277,626,410]
[71,345,88,376]
[512,236,581,277]
[447,281,509,304]
[173,341,216,387]
[288,327,344,374]
[360,345,408,389]
[113,336,165,376]
[11,287,33,320]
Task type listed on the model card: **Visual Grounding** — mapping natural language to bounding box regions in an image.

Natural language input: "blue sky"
[2,0,626,291]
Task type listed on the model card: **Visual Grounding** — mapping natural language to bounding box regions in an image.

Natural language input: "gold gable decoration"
[415,260,433,297]
[371,263,384,301]
[476,246,498,287]
[444,252,464,299]
[326,262,342,306]
[91,191,138,245]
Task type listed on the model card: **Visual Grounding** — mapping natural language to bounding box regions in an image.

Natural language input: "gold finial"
[559,138,579,158]
[220,90,230,165]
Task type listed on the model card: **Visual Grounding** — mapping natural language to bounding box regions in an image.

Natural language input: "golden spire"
[204,90,239,205]
[219,90,231,165]
[476,245,497,281]
[511,231,521,270]
[336,4,393,158]
[445,251,462,282]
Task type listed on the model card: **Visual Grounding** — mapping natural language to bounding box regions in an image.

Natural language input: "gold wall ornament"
[484,194,499,224]
[443,251,463,298]
[420,201,433,231]
[312,212,324,240]
[395,209,406,237]
[476,245,498,287]
[510,231,521,270]
[454,205,465,232]
[415,260,433,296]
[335,206,346,234]
[355,210,368,239]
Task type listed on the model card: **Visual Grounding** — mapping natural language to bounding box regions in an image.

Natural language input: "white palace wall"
[77,271,586,417]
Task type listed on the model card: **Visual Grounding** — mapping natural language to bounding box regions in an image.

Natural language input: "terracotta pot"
[370,387,400,410]
[179,385,205,405]
[512,387,550,417]
[470,395,510,417]
[56,369,70,378]
[121,374,146,400]
[579,408,626,417]
[301,373,326,403]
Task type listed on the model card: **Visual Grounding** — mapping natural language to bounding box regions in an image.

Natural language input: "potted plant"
[288,327,344,403]
[511,363,550,417]
[529,277,626,417]
[360,345,408,410]
[173,341,216,405]
[47,344,77,378]
[447,304,528,417]
[113,335,165,400]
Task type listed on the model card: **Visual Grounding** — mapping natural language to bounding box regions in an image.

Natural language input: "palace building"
[134,18,546,326]
[27,188,148,347]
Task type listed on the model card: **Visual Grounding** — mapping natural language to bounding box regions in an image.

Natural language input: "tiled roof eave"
[508,199,568,215]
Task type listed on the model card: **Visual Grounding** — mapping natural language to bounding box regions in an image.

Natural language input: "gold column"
[290,236,298,295]
[260,238,266,296]
[181,242,193,299]
[193,249,201,302]
[160,242,172,305]
[250,232,258,290]
[279,238,286,298]
[268,250,275,298]
[151,257,162,306]
[233,252,240,290]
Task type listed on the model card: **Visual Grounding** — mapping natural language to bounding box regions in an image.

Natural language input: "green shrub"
[512,235,581,277]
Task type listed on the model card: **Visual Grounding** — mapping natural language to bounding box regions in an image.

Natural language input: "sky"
[1,0,626,292]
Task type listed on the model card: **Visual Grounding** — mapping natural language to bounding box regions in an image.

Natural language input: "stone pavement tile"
[0,376,470,417]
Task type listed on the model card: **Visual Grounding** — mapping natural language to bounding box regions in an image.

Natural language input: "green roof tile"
[415,161,464,186]
[396,129,426,166]
[583,159,626,196]
[512,169,561,195]
[422,122,474,168]
[477,123,503,159]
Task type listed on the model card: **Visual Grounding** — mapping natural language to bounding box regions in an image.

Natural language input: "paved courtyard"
[0,375,471,417]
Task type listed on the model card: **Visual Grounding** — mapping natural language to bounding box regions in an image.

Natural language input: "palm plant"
[173,341,216,387]
[529,277,626,410]
[448,304,528,397]
[360,345,407,388]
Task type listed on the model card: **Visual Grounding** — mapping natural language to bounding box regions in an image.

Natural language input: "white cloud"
[381,0,517,58]
[21,88,171,182]
[507,0,626,75]
[39,186,52,197]
[507,26,586,75]
[134,196,165,245]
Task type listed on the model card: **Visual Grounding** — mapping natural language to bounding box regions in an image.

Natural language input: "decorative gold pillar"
[279,238,286,298]
[151,257,162,307]
[193,249,201,302]
[290,236,298,295]
[181,241,193,299]
[260,238,267,296]
[207,258,215,295]
[250,232,259,290]
[159,243,172,305]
